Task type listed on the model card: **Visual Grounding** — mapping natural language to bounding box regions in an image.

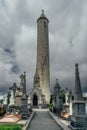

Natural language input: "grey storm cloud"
[0,0,87,94]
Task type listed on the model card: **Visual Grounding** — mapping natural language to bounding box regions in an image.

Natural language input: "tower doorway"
[33,95,38,107]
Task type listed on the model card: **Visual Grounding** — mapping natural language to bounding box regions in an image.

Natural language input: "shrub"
[0,124,22,130]
[0,105,6,116]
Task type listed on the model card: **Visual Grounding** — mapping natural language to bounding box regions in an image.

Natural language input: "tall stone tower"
[36,10,50,103]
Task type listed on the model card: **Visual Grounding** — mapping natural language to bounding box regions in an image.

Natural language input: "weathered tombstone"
[53,79,61,115]
[21,72,30,119]
[8,83,19,114]
[9,90,15,106]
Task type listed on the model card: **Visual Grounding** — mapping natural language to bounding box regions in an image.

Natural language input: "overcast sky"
[0,0,87,94]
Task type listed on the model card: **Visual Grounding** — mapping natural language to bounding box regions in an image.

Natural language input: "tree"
[0,99,3,105]
[7,92,11,105]
[59,90,65,103]
[0,105,6,116]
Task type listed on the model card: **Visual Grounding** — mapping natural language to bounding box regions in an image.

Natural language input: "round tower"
[37,10,50,103]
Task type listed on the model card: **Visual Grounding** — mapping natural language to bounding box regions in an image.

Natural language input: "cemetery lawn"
[0,124,23,130]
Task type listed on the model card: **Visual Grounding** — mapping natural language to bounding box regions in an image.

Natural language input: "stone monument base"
[21,107,30,120]
[21,96,30,120]
[70,115,87,130]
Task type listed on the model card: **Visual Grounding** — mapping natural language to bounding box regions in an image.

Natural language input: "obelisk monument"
[70,64,87,130]
[36,10,50,103]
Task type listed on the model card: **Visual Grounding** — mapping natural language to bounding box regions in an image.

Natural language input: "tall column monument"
[21,72,30,119]
[70,64,87,130]
[36,10,50,103]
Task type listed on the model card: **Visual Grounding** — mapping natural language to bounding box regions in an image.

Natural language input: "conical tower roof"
[74,64,83,100]
[37,10,49,22]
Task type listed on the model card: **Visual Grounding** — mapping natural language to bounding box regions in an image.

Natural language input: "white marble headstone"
[9,91,15,106]
[3,95,7,105]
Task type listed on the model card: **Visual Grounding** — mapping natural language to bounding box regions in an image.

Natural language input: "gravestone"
[53,79,61,115]
[21,72,30,119]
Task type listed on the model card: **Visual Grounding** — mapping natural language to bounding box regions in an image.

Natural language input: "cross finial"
[42,10,44,13]
[56,79,58,83]
[75,63,78,67]
[24,71,26,75]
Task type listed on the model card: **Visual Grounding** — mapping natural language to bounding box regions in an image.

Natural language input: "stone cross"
[9,83,17,97]
[20,74,24,84]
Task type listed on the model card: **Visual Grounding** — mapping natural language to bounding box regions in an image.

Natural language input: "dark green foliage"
[0,124,23,130]
[84,97,87,101]
[59,90,65,103]
[0,105,6,116]
[50,95,54,104]
[72,95,74,100]
[0,99,3,105]
[7,92,11,105]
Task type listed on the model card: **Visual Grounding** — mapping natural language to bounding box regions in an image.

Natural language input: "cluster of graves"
[1,72,32,120]
[51,64,87,130]
[51,79,73,119]
[0,64,87,130]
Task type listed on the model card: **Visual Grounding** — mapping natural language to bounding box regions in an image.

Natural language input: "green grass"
[0,124,23,130]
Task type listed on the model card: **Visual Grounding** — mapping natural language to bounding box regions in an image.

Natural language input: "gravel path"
[28,111,62,130]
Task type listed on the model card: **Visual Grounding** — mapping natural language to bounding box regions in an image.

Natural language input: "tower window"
[44,21,46,27]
